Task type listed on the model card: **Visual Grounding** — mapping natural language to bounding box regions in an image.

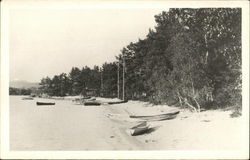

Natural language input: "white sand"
[10,96,245,151]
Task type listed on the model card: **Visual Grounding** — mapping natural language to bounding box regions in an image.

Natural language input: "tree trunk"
[184,98,197,112]
[177,92,183,106]
[204,34,209,64]
[193,97,201,113]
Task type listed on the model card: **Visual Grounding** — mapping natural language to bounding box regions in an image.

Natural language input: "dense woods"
[38,8,241,111]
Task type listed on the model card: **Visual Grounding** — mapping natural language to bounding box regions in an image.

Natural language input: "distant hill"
[10,80,39,89]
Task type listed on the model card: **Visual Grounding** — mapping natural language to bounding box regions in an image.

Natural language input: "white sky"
[9,8,167,82]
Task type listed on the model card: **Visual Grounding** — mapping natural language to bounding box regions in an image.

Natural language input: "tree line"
[39,8,241,111]
[9,87,39,95]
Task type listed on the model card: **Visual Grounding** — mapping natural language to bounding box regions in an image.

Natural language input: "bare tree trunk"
[191,80,195,95]
[178,93,197,112]
[204,34,209,64]
[184,98,197,112]
[177,91,183,106]
[190,79,200,112]
[193,97,201,113]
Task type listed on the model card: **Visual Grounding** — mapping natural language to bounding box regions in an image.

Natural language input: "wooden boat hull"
[108,100,128,105]
[130,111,180,121]
[36,102,55,105]
[129,121,149,136]
[22,97,34,100]
[84,102,101,106]
[130,126,149,136]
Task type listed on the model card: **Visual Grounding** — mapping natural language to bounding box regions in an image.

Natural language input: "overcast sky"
[9,8,167,82]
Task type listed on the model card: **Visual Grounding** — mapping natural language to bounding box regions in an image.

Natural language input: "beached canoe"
[107,100,128,105]
[84,102,101,106]
[36,102,55,105]
[129,121,150,136]
[129,110,180,121]
[22,97,34,100]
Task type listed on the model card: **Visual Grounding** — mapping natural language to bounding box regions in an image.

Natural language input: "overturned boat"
[36,102,55,105]
[129,121,150,136]
[107,100,128,105]
[84,101,101,106]
[130,110,180,121]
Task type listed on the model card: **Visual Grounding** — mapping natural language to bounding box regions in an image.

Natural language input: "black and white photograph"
[0,0,249,159]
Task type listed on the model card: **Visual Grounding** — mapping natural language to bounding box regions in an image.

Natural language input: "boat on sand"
[36,102,55,105]
[129,121,150,136]
[129,110,180,121]
[107,100,128,105]
[22,97,34,100]
[84,102,101,106]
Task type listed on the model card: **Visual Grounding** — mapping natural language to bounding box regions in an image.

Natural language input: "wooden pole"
[122,56,125,100]
[117,62,120,99]
[101,69,103,97]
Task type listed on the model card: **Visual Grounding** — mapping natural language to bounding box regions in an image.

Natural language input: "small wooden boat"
[84,102,101,106]
[88,98,96,101]
[36,102,55,105]
[108,100,128,105]
[130,111,180,121]
[129,121,150,136]
[22,97,34,100]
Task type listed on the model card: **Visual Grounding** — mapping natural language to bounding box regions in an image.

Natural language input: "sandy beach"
[10,96,245,151]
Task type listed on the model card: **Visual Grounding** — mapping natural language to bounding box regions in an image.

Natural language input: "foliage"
[38,8,241,111]
[9,87,32,95]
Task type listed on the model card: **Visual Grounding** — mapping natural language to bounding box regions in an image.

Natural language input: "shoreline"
[11,96,245,150]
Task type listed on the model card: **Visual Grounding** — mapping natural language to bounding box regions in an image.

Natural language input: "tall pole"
[117,62,120,99]
[122,56,125,100]
[101,69,103,97]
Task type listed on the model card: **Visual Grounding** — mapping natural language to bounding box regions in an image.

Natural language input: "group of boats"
[22,95,180,136]
[22,96,128,106]
[72,97,128,106]
[128,110,180,136]
[22,96,56,106]
[22,97,34,100]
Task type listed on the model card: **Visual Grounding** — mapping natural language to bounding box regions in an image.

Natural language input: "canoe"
[84,102,101,106]
[129,121,150,136]
[108,100,128,105]
[22,97,34,100]
[36,102,55,105]
[131,121,147,129]
[88,98,96,101]
[130,111,180,121]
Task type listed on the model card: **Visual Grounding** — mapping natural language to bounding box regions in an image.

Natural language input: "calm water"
[9,96,130,150]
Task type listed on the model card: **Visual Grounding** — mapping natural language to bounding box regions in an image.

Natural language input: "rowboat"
[88,98,96,101]
[108,100,128,105]
[84,102,101,106]
[36,102,55,105]
[22,97,34,100]
[130,110,180,121]
[129,121,150,136]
